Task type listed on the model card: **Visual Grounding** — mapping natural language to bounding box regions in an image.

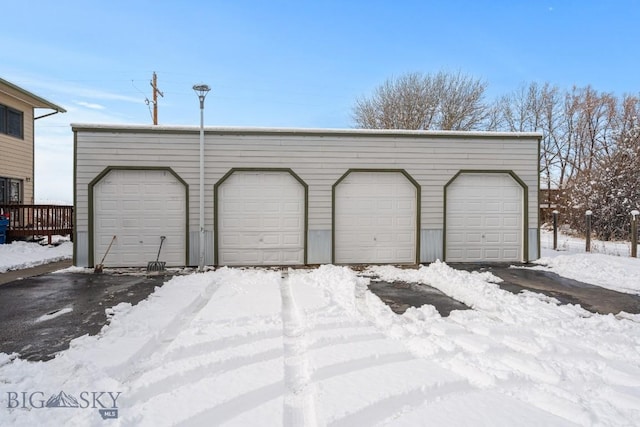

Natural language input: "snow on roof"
[70,123,542,139]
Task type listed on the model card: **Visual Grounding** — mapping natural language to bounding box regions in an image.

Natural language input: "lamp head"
[192,84,211,99]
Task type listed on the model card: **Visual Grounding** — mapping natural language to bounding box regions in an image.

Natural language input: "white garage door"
[217,171,305,266]
[335,171,417,264]
[93,169,186,267]
[446,173,523,262]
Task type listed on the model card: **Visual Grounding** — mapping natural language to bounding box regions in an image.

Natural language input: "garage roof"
[71,123,542,139]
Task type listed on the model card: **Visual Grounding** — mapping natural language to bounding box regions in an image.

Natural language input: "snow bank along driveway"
[1,264,639,426]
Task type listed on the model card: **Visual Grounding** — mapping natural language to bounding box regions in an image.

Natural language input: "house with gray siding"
[72,124,540,268]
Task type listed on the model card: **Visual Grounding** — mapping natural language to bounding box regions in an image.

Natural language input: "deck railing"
[0,204,73,245]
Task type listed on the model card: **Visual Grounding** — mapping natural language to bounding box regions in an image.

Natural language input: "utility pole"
[150,72,164,125]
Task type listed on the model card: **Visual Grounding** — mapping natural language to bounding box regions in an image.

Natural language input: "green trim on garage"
[331,169,421,265]
[213,167,309,266]
[72,131,78,266]
[87,166,189,267]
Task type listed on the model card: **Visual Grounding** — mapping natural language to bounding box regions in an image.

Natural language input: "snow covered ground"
[0,232,639,426]
[0,237,72,273]
[535,229,640,295]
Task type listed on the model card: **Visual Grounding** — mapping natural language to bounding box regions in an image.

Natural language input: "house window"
[0,177,22,204]
[0,103,24,139]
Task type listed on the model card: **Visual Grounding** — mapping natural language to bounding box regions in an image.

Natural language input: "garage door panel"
[396,233,414,244]
[220,234,241,246]
[484,248,500,259]
[281,250,304,264]
[283,202,303,213]
[484,188,502,198]
[122,200,141,211]
[376,233,393,243]
[397,216,414,227]
[485,233,500,244]
[485,217,501,227]
[485,202,501,213]
[94,169,186,267]
[503,248,520,258]
[122,184,140,194]
[503,232,519,243]
[504,187,521,198]
[143,219,162,230]
[218,171,305,266]
[446,173,522,262]
[447,233,464,244]
[335,172,417,264]
[377,217,392,227]
[283,234,302,245]
[504,202,520,212]
[467,248,483,259]
[262,234,281,245]
[122,218,139,229]
[503,217,519,227]
[466,232,483,243]
[396,200,414,210]
[448,248,464,259]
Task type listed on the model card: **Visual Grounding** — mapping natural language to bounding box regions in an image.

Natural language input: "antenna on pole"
[150,71,164,125]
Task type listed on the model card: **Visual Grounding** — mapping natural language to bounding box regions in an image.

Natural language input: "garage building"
[72,125,540,267]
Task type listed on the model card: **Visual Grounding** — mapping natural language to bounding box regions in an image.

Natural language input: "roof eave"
[0,77,66,113]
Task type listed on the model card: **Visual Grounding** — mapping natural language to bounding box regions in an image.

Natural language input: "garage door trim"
[332,168,421,264]
[443,169,528,262]
[213,167,308,266]
[88,166,189,267]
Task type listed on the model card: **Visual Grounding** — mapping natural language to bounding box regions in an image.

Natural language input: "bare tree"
[494,82,563,199]
[352,71,488,131]
[434,71,489,130]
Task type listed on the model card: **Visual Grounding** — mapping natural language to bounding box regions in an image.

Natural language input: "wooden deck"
[0,204,73,245]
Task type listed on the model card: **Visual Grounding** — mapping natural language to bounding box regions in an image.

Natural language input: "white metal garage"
[334,171,418,264]
[93,169,186,267]
[446,172,523,262]
[216,170,306,266]
[74,125,541,267]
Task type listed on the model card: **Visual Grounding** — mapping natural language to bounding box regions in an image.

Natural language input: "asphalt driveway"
[2,262,639,363]
[0,270,172,361]
[448,263,640,315]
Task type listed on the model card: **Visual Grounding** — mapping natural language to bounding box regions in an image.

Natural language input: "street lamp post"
[193,84,210,272]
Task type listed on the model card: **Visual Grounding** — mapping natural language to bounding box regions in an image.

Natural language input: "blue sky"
[2,0,639,203]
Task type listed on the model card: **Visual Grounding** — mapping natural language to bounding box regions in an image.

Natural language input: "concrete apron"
[448,263,640,316]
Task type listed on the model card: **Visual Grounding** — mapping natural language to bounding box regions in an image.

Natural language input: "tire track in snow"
[113,274,223,381]
[161,322,283,362]
[122,270,289,426]
[127,346,283,404]
[280,271,318,427]
[329,381,473,427]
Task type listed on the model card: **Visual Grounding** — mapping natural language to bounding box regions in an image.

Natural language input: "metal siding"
[189,230,213,266]
[75,231,89,267]
[421,229,443,263]
[74,130,539,265]
[528,228,539,263]
[307,230,331,264]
